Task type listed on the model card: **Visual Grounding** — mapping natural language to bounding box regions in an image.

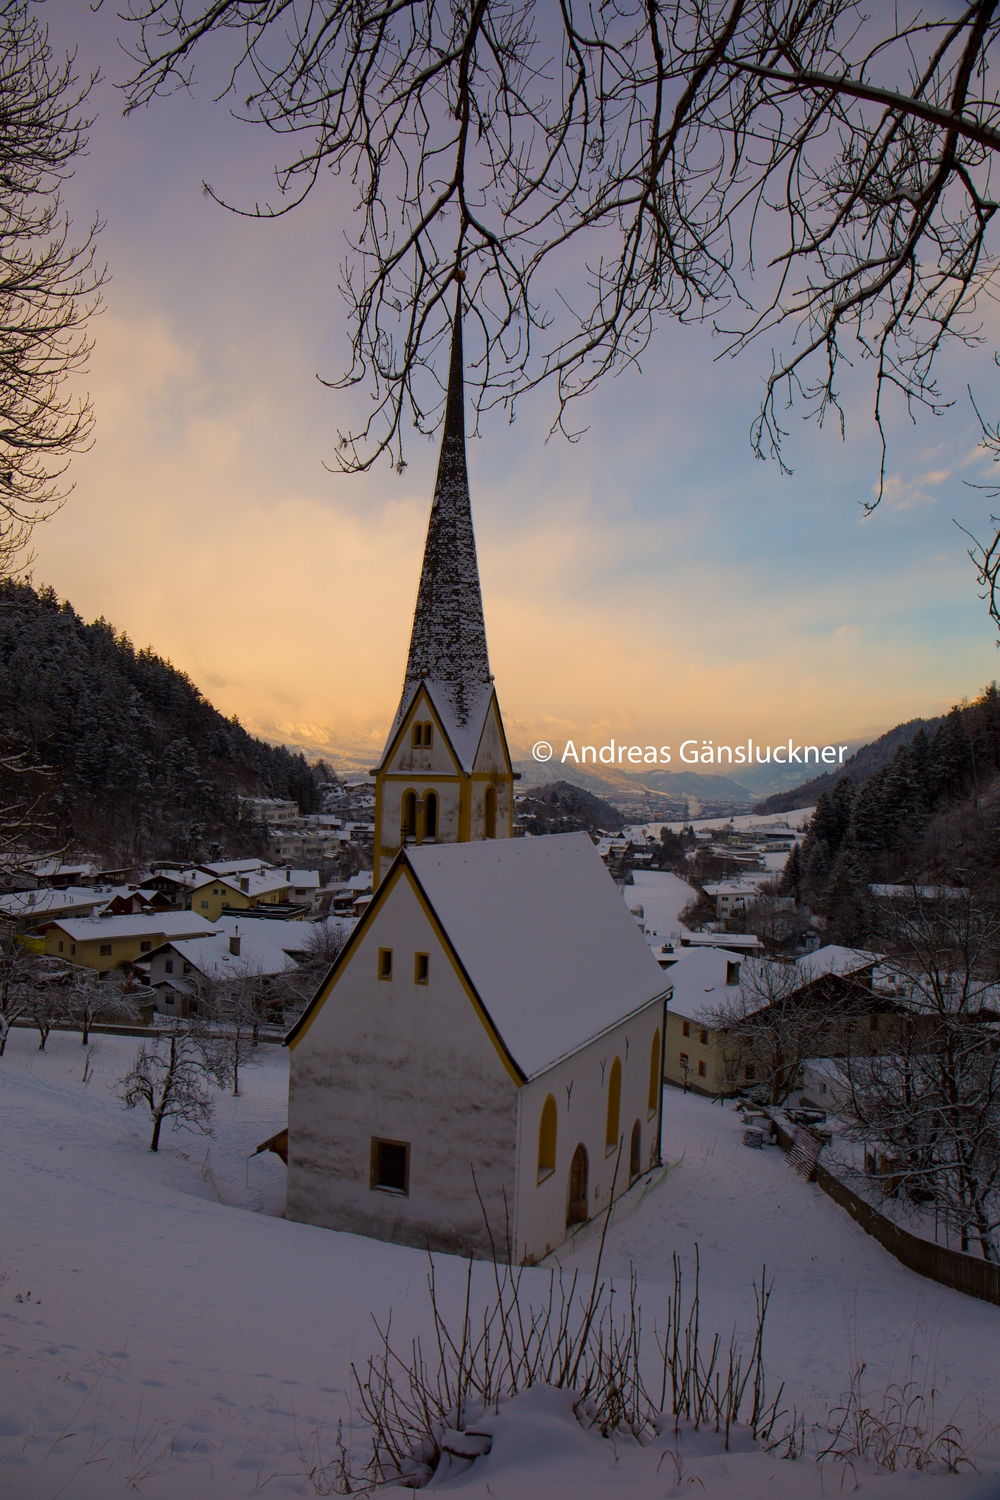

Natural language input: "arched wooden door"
[567,1143,589,1225]
[629,1120,641,1184]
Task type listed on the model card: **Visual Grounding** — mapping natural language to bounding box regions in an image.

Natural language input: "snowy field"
[621,870,695,937]
[2,1027,1000,1498]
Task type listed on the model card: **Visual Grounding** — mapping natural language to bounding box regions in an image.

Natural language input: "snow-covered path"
[1,1030,999,1498]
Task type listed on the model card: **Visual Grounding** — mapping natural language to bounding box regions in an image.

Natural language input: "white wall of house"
[514,1003,665,1263]
[286,872,519,1257]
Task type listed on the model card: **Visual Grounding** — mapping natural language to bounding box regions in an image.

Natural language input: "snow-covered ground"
[654,806,815,835]
[621,870,695,938]
[2,1028,999,1498]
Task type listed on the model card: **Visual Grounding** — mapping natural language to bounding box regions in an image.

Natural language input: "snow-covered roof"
[47,913,220,942]
[144,929,300,981]
[401,833,669,1078]
[797,945,879,979]
[190,871,295,899]
[666,947,751,1024]
[702,881,761,897]
[0,887,107,918]
[199,859,276,877]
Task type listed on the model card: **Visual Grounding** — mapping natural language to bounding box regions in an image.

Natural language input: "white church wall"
[514,1002,665,1264]
[286,872,519,1257]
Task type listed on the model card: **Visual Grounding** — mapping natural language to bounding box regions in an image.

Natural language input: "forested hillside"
[0,581,330,864]
[781,686,1000,941]
[759,714,945,813]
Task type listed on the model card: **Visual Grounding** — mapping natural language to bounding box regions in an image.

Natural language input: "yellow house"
[188,871,298,921]
[44,912,219,972]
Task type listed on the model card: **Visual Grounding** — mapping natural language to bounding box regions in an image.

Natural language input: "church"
[284,302,670,1262]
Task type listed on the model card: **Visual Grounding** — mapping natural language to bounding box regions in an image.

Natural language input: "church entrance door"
[567,1144,589,1225]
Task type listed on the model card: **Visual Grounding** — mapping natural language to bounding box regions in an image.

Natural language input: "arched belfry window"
[424,791,438,841]
[410,721,433,749]
[648,1029,661,1115]
[484,785,497,839]
[606,1057,622,1156]
[401,790,417,842]
[537,1094,557,1182]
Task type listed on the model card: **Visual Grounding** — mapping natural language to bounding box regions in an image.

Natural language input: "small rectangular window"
[697,1060,706,1077]
[378,947,393,981]
[682,1020,690,1037]
[165,959,173,974]
[58,940,64,952]
[699,1029,708,1045]
[414,952,429,984]
[371,1137,409,1194]
[70,944,75,956]
[679,1052,688,1068]
[99,944,112,957]
[200,900,209,909]
[140,941,151,952]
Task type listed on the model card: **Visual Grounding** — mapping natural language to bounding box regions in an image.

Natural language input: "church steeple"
[371,290,514,886]
[403,297,491,721]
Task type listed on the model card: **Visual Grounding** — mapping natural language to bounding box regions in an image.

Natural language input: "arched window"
[648,1028,661,1114]
[629,1120,641,1184]
[401,790,417,841]
[606,1057,622,1155]
[537,1094,557,1182]
[567,1144,589,1225]
[411,722,422,748]
[484,785,497,839]
[422,723,433,747]
[424,791,438,841]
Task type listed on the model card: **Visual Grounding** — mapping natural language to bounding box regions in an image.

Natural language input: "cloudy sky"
[30,0,1000,769]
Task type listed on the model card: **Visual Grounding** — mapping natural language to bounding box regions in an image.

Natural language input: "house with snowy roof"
[42,911,220,972]
[284,301,669,1263]
[138,915,315,1015]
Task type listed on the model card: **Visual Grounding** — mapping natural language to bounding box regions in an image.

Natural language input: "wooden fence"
[769,1115,1000,1308]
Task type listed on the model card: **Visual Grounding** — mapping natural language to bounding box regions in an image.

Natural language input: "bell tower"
[371,298,515,886]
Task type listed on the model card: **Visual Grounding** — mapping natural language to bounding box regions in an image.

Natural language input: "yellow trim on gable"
[287,856,525,1086]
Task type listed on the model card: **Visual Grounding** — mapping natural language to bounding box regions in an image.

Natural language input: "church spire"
[402,294,490,724]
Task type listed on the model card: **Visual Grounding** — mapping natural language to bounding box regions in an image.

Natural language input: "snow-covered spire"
[402,295,491,724]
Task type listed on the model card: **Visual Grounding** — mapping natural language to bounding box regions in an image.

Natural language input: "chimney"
[240,876,250,893]
[285,866,292,882]
[726,960,741,986]
[230,932,241,956]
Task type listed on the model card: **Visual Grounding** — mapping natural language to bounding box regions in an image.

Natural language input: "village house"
[138,915,320,1014]
[42,911,220,972]
[187,868,319,921]
[663,944,895,1097]
[0,887,111,939]
[284,302,669,1263]
[701,879,764,920]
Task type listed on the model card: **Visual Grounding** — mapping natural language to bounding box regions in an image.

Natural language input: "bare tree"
[199,975,261,1096]
[120,0,1000,488]
[0,936,35,1054]
[278,919,350,1016]
[116,1022,216,1151]
[63,971,143,1045]
[29,978,61,1050]
[840,890,1000,1260]
[0,0,101,574]
[707,957,867,1107]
